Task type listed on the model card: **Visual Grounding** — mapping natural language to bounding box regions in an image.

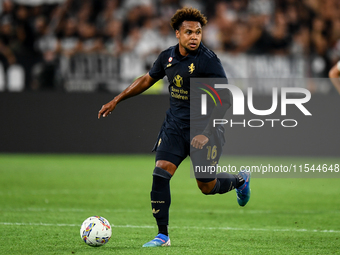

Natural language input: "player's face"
[176,21,202,56]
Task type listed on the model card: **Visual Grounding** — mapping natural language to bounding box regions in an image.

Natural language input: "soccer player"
[98,7,251,247]
[328,60,340,94]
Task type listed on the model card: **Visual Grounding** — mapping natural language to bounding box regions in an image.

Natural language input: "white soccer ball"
[80,216,112,247]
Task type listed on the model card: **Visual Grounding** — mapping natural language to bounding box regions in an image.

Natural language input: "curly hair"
[170,7,208,31]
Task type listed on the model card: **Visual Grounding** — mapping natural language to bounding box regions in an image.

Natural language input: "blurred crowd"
[1,0,340,90]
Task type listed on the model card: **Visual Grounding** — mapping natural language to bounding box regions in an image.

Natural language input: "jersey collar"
[172,43,202,60]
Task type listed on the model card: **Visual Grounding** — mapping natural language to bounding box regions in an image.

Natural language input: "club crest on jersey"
[168,57,173,62]
[188,63,195,74]
[173,75,183,87]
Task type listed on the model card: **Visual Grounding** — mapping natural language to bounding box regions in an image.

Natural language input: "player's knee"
[155,160,177,176]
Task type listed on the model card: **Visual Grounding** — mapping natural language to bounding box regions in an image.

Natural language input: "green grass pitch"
[0,154,339,254]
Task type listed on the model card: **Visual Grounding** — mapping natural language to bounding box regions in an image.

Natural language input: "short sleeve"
[149,52,166,80]
[204,57,227,79]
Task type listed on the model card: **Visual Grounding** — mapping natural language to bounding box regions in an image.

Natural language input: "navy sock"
[150,167,172,235]
[209,173,244,194]
[158,225,168,236]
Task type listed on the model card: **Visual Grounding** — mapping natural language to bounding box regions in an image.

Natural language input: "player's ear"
[175,29,180,39]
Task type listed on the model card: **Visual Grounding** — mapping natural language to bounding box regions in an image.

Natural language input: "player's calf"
[197,172,245,195]
[196,179,217,194]
[151,167,172,236]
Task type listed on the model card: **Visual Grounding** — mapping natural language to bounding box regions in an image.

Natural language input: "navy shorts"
[153,114,225,181]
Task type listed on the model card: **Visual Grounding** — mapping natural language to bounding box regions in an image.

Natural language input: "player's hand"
[191,135,209,149]
[98,100,117,119]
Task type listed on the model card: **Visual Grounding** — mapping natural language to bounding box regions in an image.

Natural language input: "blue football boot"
[142,233,171,247]
[236,170,251,206]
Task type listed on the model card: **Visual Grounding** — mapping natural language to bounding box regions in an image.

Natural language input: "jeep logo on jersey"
[173,75,183,87]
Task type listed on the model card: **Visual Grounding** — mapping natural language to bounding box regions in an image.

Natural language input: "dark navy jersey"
[149,43,227,126]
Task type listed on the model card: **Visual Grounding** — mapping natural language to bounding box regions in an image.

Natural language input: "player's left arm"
[191,90,230,149]
[329,61,340,95]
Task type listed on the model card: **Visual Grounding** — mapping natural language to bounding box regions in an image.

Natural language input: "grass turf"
[0,154,339,254]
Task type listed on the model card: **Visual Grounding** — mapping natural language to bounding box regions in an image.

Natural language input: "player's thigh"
[154,136,188,176]
[153,121,189,159]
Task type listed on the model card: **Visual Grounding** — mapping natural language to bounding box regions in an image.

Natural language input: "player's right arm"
[329,61,340,95]
[98,73,158,119]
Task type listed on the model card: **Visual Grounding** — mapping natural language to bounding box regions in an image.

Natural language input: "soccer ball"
[80,216,112,247]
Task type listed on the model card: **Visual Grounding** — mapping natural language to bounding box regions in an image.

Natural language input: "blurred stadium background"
[0,0,340,156]
[0,0,340,92]
[1,2,340,254]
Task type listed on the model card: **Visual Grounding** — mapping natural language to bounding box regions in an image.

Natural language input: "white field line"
[1,207,339,215]
[0,222,339,233]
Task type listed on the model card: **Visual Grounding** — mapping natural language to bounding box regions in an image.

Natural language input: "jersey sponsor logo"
[173,75,183,87]
[188,63,195,74]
